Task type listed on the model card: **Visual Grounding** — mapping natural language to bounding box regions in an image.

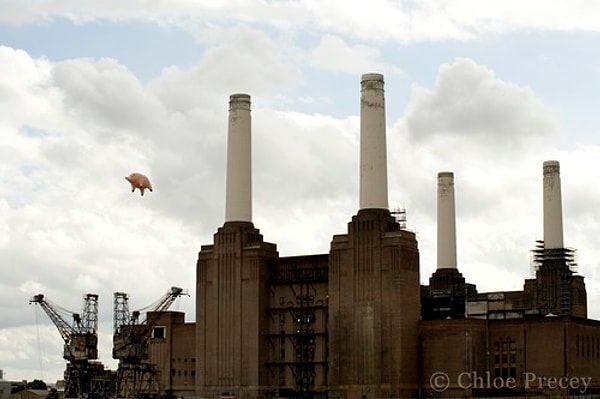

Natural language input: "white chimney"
[543,160,564,249]
[359,73,388,210]
[225,93,252,223]
[437,172,457,269]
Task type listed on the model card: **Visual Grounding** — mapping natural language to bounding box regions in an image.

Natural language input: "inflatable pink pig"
[125,172,153,196]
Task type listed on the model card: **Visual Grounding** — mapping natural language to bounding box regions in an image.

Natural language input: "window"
[493,337,517,379]
[153,326,166,339]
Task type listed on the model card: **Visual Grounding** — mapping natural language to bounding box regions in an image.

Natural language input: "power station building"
[144,73,600,398]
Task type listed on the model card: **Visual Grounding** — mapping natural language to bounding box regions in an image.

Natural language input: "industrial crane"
[29,293,104,398]
[112,286,187,398]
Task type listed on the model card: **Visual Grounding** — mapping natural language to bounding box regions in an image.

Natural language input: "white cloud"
[0,324,65,382]
[3,1,600,42]
[51,58,166,134]
[404,58,560,150]
[446,0,600,34]
[308,35,385,75]
[150,24,301,111]
[253,109,359,254]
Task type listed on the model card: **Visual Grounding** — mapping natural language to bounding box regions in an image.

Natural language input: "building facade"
[147,311,196,397]
[142,74,600,399]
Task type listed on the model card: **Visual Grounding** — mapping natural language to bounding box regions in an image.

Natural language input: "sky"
[1,0,600,384]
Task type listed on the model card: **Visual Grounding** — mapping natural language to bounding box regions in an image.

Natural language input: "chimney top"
[230,93,250,99]
[543,160,560,173]
[229,93,251,109]
[361,73,384,82]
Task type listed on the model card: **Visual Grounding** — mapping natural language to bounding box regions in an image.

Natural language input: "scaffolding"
[530,240,579,315]
[530,240,578,274]
[390,207,407,230]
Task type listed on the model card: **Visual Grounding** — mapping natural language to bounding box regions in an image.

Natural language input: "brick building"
[147,311,196,397]
[419,162,600,397]
[143,74,600,399]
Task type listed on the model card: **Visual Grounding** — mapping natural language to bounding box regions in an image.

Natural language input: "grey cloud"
[253,110,357,210]
[404,58,559,149]
[150,25,301,113]
[51,58,167,135]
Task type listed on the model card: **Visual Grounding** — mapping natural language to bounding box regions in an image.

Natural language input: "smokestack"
[359,73,388,210]
[437,172,457,269]
[543,160,564,249]
[225,93,252,223]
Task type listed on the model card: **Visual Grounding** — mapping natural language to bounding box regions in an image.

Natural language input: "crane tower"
[112,286,187,398]
[30,293,113,398]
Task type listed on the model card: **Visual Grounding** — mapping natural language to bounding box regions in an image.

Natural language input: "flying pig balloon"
[125,172,153,196]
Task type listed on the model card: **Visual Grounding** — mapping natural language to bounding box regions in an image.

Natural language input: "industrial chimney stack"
[328,73,421,398]
[225,93,252,223]
[543,160,564,249]
[359,73,388,210]
[437,172,457,269]
[197,93,278,399]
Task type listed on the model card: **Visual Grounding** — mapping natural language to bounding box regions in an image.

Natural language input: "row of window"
[492,334,600,362]
[274,311,320,325]
[576,334,600,358]
[171,358,196,363]
[171,369,196,377]
[494,367,517,379]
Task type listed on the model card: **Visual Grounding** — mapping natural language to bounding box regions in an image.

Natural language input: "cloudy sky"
[1,0,600,384]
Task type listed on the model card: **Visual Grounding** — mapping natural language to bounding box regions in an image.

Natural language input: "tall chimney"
[225,93,252,223]
[543,160,564,249]
[359,73,388,210]
[437,172,457,269]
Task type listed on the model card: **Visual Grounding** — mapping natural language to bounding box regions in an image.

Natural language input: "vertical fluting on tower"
[359,73,388,210]
[225,93,252,223]
[437,172,457,269]
[543,160,564,249]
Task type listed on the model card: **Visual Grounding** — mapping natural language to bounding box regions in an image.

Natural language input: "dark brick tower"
[195,94,278,398]
[327,74,421,399]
